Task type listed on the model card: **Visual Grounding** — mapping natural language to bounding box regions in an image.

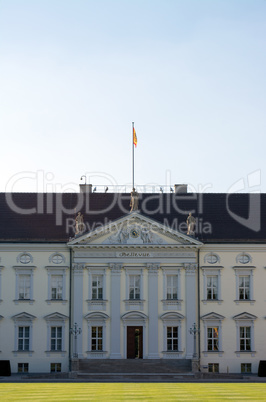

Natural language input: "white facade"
[0,211,266,374]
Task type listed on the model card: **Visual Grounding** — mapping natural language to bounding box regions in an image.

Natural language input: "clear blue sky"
[0,0,265,193]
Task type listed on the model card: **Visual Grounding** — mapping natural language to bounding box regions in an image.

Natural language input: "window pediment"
[161,312,184,321]
[12,312,36,321]
[44,312,68,321]
[233,312,257,321]
[84,312,109,321]
[201,312,225,321]
[121,311,148,322]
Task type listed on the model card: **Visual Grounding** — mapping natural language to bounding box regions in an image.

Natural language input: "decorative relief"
[184,263,197,273]
[49,253,65,264]
[73,263,85,273]
[147,263,160,274]
[103,223,167,245]
[109,263,123,273]
[17,252,33,264]
[236,253,251,264]
[204,253,220,264]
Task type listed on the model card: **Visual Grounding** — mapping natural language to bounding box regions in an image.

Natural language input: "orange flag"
[133,127,137,148]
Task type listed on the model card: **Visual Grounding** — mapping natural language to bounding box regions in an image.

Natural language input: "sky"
[0,0,265,193]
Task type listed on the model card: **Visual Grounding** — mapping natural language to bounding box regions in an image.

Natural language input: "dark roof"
[0,192,265,243]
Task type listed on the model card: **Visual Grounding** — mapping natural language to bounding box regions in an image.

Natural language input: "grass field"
[0,383,266,401]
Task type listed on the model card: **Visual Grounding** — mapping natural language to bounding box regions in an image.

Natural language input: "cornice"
[70,244,200,250]
[0,244,69,252]
[201,244,266,252]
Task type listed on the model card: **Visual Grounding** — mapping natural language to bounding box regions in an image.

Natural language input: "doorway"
[127,326,143,359]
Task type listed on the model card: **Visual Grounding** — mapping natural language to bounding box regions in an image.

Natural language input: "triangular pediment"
[44,312,68,321]
[233,312,257,321]
[12,312,36,321]
[68,212,202,247]
[201,312,225,321]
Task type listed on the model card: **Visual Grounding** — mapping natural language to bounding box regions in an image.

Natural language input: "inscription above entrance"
[116,252,153,258]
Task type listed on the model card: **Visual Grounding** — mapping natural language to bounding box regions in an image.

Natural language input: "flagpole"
[132,122,134,189]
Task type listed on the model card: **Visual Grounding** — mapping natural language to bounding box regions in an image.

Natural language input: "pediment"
[84,312,109,320]
[233,312,257,320]
[44,312,68,321]
[201,312,225,321]
[12,312,36,321]
[68,212,202,247]
[121,311,148,321]
[161,312,185,321]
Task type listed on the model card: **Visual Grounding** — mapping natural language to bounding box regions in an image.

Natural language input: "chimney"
[80,184,92,193]
[174,184,187,194]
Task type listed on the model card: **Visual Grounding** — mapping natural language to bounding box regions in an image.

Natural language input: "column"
[109,263,122,359]
[147,263,160,359]
[72,263,85,358]
[184,263,197,359]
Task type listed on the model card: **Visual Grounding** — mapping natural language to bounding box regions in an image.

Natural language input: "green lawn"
[0,383,266,401]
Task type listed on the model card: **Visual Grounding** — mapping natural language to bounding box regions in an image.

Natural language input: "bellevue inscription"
[116,252,152,257]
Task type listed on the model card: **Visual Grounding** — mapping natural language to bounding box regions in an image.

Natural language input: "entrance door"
[127,326,143,359]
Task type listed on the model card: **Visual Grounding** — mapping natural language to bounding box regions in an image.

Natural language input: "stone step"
[78,359,192,374]
[76,372,195,382]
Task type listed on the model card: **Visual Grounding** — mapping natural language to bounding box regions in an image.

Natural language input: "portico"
[68,212,202,360]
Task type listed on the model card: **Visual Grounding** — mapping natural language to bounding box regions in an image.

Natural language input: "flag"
[133,127,137,148]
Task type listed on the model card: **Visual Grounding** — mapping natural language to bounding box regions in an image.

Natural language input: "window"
[18,274,31,300]
[162,268,181,310]
[18,363,29,373]
[51,327,62,351]
[161,312,184,357]
[51,363,61,373]
[18,326,30,351]
[129,275,140,300]
[51,275,63,300]
[208,363,219,373]
[87,267,107,310]
[201,312,224,355]
[91,326,103,351]
[44,313,68,355]
[46,267,68,303]
[13,266,35,303]
[241,363,252,373]
[166,275,178,300]
[239,276,250,300]
[240,326,251,351]
[92,275,103,300]
[85,312,109,358]
[207,327,219,351]
[207,276,218,300]
[233,312,256,354]
[201,267,223,303]
[167,326,178,351]
[12,312,35,354]
[233,267,255,304]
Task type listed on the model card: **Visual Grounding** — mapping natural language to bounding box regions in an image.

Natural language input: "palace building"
[0,185,265,375]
